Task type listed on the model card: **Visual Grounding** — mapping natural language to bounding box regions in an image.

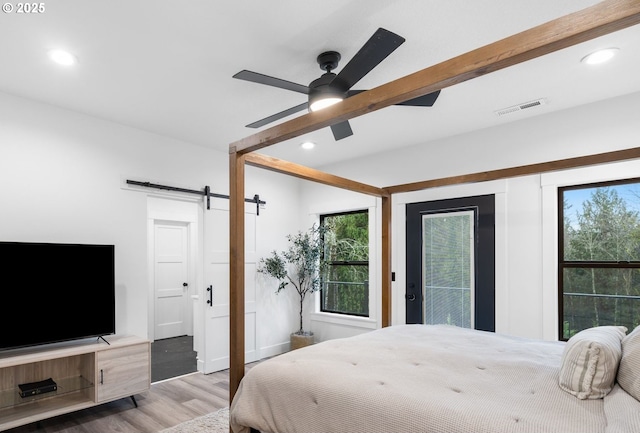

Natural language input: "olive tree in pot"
[258,224,326,350]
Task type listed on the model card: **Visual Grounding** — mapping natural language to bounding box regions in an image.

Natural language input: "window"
[320,210,369,316]
[422,210,474,328]
[559,179,640,340]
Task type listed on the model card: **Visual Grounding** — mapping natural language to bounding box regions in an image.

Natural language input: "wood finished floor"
[3,365,256,433]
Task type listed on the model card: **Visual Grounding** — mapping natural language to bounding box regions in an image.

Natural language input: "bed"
[229,324,640,433]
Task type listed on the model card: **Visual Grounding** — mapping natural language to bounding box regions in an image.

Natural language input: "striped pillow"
[617,325,640,401]
[559,326,627,399]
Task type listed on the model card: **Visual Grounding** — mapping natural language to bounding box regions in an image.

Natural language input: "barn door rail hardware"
[126,179,266,213]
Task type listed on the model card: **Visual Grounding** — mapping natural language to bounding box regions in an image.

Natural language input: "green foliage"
[257,224,326,334]
[563,321,578,339]
[258,253,289,293]
[566,188,640,262]
[321,212,369,315]
[563,185,640,338]
[323,212,368,261]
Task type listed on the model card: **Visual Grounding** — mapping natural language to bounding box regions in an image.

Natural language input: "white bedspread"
[230,324,640,433]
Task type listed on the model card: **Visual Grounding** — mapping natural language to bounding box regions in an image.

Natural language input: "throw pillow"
[558,325,627,399]
[618,325,640,402]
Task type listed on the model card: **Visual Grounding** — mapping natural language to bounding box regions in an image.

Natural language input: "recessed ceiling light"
[300,141,315,150]
[581,47,619,65]
[48,49,77,66]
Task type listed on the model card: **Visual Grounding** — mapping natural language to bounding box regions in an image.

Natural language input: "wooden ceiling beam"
[229,0,640,155]
[244,152,388,197]
[385,147,640,194]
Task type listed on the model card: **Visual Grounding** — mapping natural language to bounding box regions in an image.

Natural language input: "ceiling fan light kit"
[233,27,441,141]
[309,96,343,112]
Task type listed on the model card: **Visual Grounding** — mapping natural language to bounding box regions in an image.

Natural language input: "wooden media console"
[0,335,150,431]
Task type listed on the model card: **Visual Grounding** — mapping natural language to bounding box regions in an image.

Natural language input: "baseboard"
[259,341,289,359]
[195,342,288,374]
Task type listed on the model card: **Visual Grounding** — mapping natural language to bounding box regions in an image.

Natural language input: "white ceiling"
[1,0,639,168]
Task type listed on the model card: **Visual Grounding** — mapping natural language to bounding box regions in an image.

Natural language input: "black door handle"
[206,285,213,306]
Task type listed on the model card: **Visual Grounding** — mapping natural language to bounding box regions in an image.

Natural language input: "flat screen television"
[0,241,115,351]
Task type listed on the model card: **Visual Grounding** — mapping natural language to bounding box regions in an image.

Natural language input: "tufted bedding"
[229,324,640,433]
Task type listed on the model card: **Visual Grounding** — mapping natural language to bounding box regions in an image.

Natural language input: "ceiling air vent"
[494,98,547,117]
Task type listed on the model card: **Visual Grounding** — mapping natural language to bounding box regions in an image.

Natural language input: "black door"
[406,195,495,331]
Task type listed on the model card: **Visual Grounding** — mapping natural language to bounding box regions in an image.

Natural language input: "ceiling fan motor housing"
[309,52,349,109]
[308,72,347,110]
[317,51,341,72]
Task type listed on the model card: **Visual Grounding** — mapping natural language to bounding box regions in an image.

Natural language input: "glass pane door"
[422,210,475,328]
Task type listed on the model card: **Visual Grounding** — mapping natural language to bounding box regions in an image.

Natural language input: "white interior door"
[154,221,191,340]
[200,200,257,373]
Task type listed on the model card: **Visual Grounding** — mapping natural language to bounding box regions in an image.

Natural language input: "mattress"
[230,324,640,433]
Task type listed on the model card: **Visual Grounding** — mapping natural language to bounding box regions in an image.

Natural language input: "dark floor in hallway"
[151,335,197,382]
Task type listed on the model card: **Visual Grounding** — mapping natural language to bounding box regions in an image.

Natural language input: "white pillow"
[617,325,640,401]
[558,325,627,399]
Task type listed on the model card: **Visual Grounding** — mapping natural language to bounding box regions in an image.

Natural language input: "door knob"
[183,282,188,287]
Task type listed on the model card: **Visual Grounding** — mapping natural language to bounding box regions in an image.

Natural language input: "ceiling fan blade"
[331,121,353,141]
[246,102,309,128]
[333,28,405,90]
[346,89,366,97]
[349,89,440,107]
[396,90,441,107]
[233,70,310,95]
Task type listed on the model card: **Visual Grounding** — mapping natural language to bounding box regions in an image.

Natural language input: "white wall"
[0,91,303,355]
[251,166,307,356]
[323,91,640,187]
[302,91,640,342]
[4,87,639,354]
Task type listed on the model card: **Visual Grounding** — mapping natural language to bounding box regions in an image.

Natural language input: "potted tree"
[258,224,326,350]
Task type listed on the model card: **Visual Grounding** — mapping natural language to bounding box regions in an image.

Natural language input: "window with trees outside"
[559,178,640,340]
[320,210,369,317]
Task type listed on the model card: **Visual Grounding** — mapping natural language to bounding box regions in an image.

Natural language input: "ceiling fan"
[233,27,441,141]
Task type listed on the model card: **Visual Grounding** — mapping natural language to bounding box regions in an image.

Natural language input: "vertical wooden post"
[229,149,245,403]
[381,193,392,327]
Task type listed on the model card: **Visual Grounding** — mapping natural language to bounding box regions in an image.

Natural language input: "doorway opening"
[147,195,199,382]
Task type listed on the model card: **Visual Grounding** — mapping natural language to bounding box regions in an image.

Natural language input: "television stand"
[0,335,150,431]
[97,335,111,345]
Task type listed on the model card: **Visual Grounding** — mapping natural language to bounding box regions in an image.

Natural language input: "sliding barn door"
[200,200,258,373]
